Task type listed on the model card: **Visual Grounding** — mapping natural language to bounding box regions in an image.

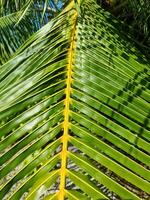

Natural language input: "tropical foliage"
[98,0,150,55]
[0,0,150,199]
[0,0,62,65]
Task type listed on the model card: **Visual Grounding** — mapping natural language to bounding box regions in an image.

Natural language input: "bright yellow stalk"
[58,4,78,200]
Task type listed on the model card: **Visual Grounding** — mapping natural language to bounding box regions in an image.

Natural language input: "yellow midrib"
[58,10,78,200]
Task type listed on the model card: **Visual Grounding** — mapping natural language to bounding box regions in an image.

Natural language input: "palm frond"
[0,0,59,16]
[0,11,36,65]
[127,0,150,35]
[0,0,66,64]
[98,0,150,55]
[0,0,150,199]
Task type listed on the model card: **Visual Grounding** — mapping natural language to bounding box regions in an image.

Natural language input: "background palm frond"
[0,11,36,65]
[0,0,66,64]
[97,0,150,57]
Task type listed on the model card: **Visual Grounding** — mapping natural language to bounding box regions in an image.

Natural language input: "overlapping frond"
[0,0,150,199]
[0,0,59,16]
[0,12,36,65]
[127,0,150,36]
[0,0,63,64]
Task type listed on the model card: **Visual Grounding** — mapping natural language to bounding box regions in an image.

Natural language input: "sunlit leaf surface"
[0,0,150,199]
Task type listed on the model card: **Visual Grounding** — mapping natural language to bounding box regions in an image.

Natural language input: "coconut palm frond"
[0,0,150,199]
